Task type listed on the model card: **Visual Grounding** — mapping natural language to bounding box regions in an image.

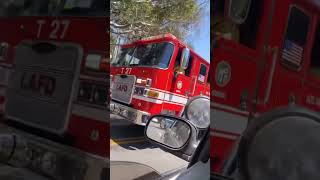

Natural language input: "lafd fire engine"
[110,34,210,125]
[0,0,109,179]
[212,0,320,177]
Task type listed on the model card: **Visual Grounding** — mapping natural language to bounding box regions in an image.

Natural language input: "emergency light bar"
[136,78,152,87]
[141,33,177,41]
[85,53,109,72]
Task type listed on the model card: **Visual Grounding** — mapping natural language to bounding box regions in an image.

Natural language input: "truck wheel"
[238,106,320,180]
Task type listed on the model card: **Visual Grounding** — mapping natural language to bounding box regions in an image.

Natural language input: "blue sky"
[186,1,210,62]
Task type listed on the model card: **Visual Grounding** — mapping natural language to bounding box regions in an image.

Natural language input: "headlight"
[40,152,57,176]
[0,134,32,168]
[134,87,145,95]
[0,132,109,180]
[78,82,94,103]
[185,97,210,129]
[93,85,108,107]
[8,135,32,168]
[20,138,88,180]
[78,81,108,108]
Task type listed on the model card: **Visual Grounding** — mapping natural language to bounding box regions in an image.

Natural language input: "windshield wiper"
[60,7,90,14]
[128,64,140,67]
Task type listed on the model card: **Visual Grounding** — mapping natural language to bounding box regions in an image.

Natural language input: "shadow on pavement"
[115,140,158,150]
[110,124,145,139]
[110,122,158,150]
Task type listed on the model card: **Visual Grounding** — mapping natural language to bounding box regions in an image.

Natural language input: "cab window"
[185,56,193,77]
[237,0,263,49]
[281,6,310,70]
[174,49,192,77]
[213,0,239,41]
[198,64,207,83]
[174,50,183,74]
[213,0,263,49]
[310,21,320,78]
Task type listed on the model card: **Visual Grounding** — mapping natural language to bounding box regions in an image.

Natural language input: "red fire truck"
[0,1,108,179]
[110,34,210,125]
[212,0,320,177]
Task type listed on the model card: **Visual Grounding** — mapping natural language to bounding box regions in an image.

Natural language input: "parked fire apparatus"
[212,0,320,177]
[0,0,108,179]
[110,34,210,125]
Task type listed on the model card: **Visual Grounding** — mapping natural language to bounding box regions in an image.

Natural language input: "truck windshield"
[0,0,105,17]
[112,42,174,69]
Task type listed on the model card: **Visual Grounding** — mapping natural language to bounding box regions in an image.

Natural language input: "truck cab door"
[194,63,210,97]
[173,73,192,98]
[301,13,320,112]
[172,52,193,98]
[272,5,312,109]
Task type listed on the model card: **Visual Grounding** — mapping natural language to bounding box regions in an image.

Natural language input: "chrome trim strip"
[211,108,248,135]
[211,102,250,116]
[110,101,150,125]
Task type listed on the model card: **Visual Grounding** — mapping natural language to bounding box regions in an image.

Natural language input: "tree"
[110,0,208,42]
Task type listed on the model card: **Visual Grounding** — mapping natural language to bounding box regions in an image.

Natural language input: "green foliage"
[111,0,206,41]
[110,33,116,57]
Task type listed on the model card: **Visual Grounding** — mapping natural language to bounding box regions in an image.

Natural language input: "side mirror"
[180,48,190,70]
[146,115,192,149]
[228,0,252,24]
[145,97,210,162]
[238,106,320,180]
[183,96,210,129]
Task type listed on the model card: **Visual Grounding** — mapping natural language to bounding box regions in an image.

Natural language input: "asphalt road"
[110,113,188,175]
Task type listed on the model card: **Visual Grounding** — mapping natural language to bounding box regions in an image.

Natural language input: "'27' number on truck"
[121,68,132,74]
[37,19,70,39]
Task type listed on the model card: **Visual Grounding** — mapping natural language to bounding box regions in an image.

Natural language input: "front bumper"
[0,123,109,180]
[110,101,150,126]
[0,165,49,180]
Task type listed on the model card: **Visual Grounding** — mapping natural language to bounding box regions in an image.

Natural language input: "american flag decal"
[282,40,304,66]
[198,74,205,82]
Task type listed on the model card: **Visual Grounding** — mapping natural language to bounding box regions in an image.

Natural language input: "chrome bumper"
[110,101,150,126]
[0,165,49,180]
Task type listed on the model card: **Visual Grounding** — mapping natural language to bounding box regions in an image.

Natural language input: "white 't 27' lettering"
[37,19,70,39]
[121,68,132,74]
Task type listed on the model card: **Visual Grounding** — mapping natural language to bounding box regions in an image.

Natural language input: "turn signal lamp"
[146,90,159,98]
[136,78,152,87]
